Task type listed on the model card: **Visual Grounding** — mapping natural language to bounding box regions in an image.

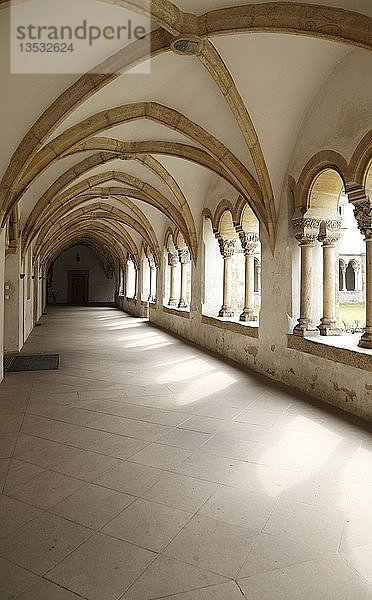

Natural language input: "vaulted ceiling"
[1,0,371,268]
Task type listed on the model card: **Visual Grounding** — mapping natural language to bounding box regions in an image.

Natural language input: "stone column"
[293,218,320,337]
[218,238,236,318]
[178,248,190,308]
[318,220,342,335]
[239,231,258,321]
[348,189,372,348]
[362,237,372,347]
[256,263,261,294]
[340,265,346,291]
[148,257,156,302]
[168,252,178,306]
[354,265,360,291]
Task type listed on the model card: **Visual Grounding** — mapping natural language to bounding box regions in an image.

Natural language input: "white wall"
[51,245,116,304]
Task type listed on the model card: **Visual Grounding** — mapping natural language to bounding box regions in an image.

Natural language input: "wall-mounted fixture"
[39,276,42,280]
[75,252,81,263]
[31,275,35,280]
[20,273,26,279]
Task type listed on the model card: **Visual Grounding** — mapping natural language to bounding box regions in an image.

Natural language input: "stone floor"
[1,306,372,599]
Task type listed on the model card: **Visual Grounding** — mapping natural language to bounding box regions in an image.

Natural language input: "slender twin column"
[218,238,236,318]
[294,217,343,337]
[168,252,179,306]
[361,236,372,348]
[293,218,320,337]
[147,257,156,303]
[350,192,372,348]
[318,221,342,336]
[239,231,259,321]
[340,264,346,291]
[178,248,190,308]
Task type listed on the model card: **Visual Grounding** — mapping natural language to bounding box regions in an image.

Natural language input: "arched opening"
[48,244,117,306]
[126,258,136,300]
[346,262,356,291]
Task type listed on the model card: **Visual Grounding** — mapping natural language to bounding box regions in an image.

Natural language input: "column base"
[318,320,343,336]
[293,320,319,337]
[358,330,372,349]
[168,298,178,307]
[239,309,257,322]
[219,307,234,318]
[178,300,189,309]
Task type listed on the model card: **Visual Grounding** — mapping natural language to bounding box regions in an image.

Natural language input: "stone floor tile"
[46,532,156,600]
[21,414,111,449]
[0,556,39,598]
[342,543,372,586]
[0,495,41,539]
[237,532,326,579]
[128,443,192,471]
[199,485,278,531]
[238,555,372,600]
[121,555,227,600]
[139,581,245,600]
[0,512,92,575]
[178,416,226,434]
[14,434,82,470]
[0,413,24,434]
[0,459,10,491]
[175,451,240,484]
[103,497,191,551]
[89,414,173,441]
[3,459,45,490]
[339,513,372,552]
[0,433,17,459]
[226,461,298,496]
[144,410,193,427]
[16,577,84,599]
[164,515,256,578]
[158,429,211,450]
[200,434,258,461]
[263,499,345,552]
[89,433,149,460]
[142,472,217,513]
[81,399,155,420]
[51,483,135,529]
[5,469,85,509]
[94,460,164,496]
[55,450,122,482]
[281,475,351,511]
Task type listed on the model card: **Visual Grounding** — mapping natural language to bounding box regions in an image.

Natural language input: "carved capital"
[319,219,341,245]
[239,231,259,255]
[293,217,321,245]
[352,198,372,240]
[168,252,179,268]
[178,248,190,265]
[148,257,156,270]
[218,238,236,259]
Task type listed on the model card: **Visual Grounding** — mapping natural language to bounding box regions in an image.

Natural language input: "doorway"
[68,271,89,304]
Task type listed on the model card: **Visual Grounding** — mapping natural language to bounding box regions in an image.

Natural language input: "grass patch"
[339,303,365,331]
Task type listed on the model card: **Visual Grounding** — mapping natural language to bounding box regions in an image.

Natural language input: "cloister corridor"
[0,306,372,599]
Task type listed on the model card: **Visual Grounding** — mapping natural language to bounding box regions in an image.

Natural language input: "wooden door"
[68,272,89,304]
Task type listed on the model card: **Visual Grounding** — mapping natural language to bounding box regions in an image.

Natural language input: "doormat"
[5,354,60,372]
